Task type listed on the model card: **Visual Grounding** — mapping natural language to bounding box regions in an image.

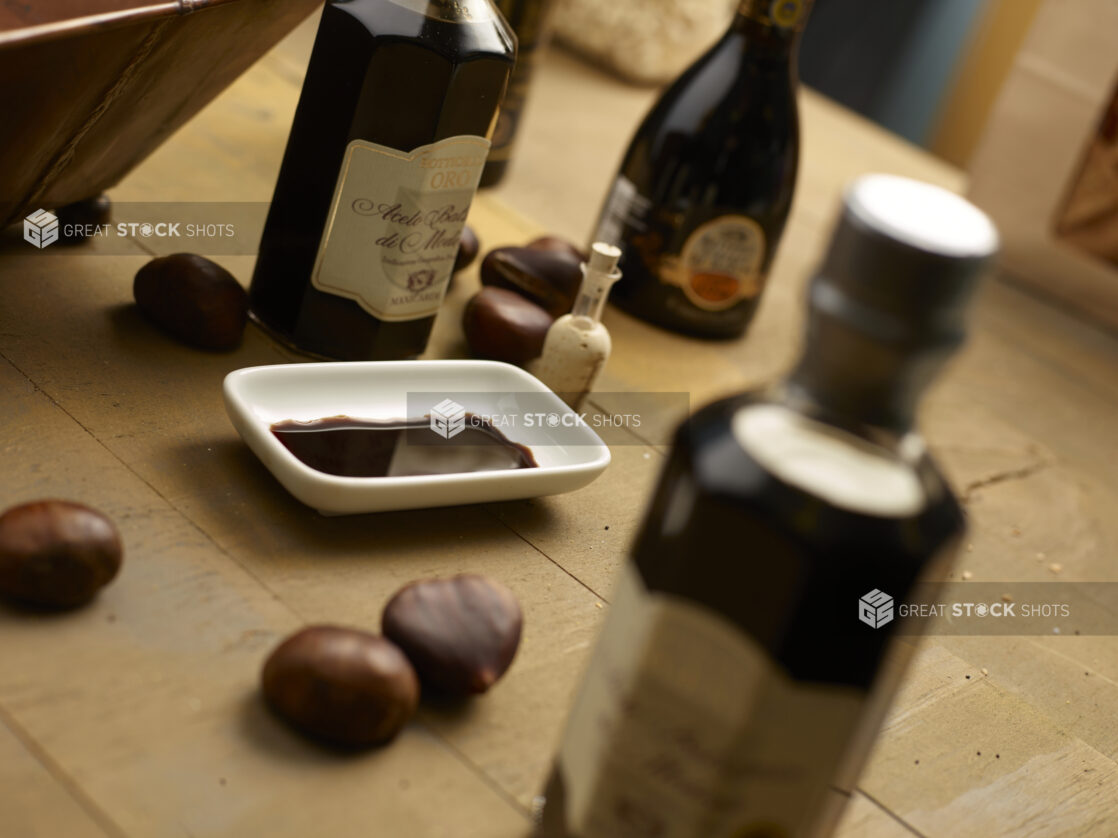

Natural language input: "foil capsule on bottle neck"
[789,174,1000,431]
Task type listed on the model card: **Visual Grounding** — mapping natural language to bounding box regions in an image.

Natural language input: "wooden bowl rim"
[0,0,243,48]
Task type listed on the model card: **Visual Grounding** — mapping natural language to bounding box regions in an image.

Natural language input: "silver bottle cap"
[789,174,999,430]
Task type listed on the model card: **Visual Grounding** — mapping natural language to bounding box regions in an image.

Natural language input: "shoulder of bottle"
[681,398,951,518]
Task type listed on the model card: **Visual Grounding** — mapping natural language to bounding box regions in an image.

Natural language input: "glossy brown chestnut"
[0,500,123,608]
[463,287,553,366]
[261,626,420,748]
[382,575,523,696]
[133,253,248,351]
[480,246,584,318]
[527,235,587,263]
[454,225,481,274]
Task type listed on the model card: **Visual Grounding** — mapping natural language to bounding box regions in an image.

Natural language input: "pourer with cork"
[531,243,623,409]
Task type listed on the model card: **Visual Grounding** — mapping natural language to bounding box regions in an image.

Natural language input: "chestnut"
[133,253,248,351]
[56,194,112,245]
[453,225,480,274]
[527,235,587,263]
[480,246,584,318]
[261,626,419,748]
[463,287,553,366]
[0,500,122,608]
[382,575,522,697]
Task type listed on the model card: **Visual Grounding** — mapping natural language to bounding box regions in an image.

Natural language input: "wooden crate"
[967,0,1118,329]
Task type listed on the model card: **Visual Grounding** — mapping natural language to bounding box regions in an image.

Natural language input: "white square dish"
[222,360,611,515]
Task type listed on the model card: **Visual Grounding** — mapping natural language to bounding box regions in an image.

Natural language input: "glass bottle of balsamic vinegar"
[595,0,811,339]
[249,0,515,361]
[480,0,554,187]
[539,175,999,838]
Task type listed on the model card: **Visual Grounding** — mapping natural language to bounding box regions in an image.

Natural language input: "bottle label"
[557,564,865,838]
[662,215,766,311]
[311,135,489,322]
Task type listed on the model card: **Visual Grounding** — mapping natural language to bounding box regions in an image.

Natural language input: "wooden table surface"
[4,14,1118,838]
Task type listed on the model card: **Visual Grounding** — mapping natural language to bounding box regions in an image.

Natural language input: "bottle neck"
[781,283,962,435]
[776,174,995,439]
[571,289,605,323]
[572,274,618,323]
[573,245,622,324]
[777,175,995,436]
[731,0,812,42]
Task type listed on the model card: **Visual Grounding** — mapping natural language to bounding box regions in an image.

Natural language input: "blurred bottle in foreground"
[539,175,999,838]
[595,0,812,339]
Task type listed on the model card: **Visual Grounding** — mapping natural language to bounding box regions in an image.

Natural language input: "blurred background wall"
[799,0,1044,166]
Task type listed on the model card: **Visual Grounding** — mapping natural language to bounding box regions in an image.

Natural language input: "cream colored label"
[559,566,865,838]
[732,404,926,517]
[665,215,765,311]
[311,136,489,322]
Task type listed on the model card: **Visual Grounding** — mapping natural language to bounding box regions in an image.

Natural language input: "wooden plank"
[861,643,1118,837]
[937,636,1118,760]
[962,280,1118,485]
[0,232,619,810]
[834,790,924,838]
[0,33,662,817]
[257,5,321,88]
[0,157,672,815]
[0,709,112,838]
[0,350,531,837]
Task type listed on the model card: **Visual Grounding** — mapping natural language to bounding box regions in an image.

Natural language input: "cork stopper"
[573,243,622,322]
[587,242,622,276]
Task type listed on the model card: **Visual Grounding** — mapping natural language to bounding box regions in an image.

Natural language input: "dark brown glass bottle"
[479,0,553,187]
[249,0,514,360]
[539,176,999,837]
[594,0,811,338]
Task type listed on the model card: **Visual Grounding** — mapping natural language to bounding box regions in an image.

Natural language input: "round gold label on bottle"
[678,215,765,311]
